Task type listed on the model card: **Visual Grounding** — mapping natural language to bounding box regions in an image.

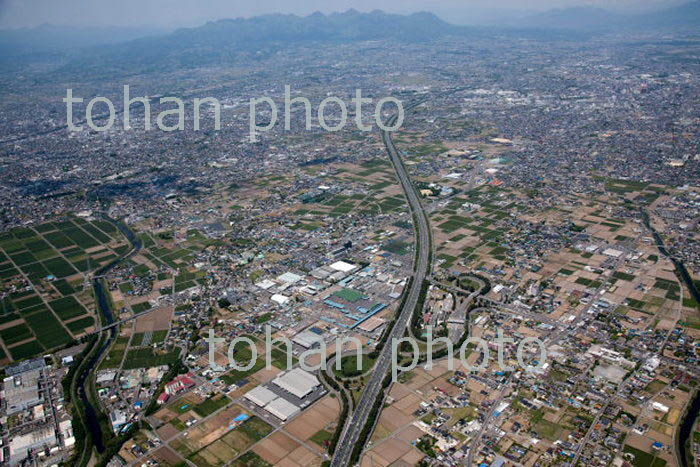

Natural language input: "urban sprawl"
[0,10,699,467]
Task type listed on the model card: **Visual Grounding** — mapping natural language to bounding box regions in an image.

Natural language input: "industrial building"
[244,367,326,424]
[272,368,320,399]
[271,294,290,305]
[3,369,42,415]
[244,385,278,407]
[277,272,303,286]
[8,426,56,466]
[264,397,300,421]
[329,261,357,273]
[357,316,386,333]
[292,329,324,349]
[244,385,303,422]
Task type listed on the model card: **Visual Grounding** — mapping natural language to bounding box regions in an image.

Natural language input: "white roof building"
[96,370,117,384]
[277,272,303,285]
[292,330,324,349]
[255,279,276,290]
[110,410,128,432]
[329,261,357,273]
[244,386,278,407]
[310,267,334,280]
[651,401,669,413]
[602,248,624,258]
[271,294,290,305]
[264,397,300,421]
[272,368,320,399]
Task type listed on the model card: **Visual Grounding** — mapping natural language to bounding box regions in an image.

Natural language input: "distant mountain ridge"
[2,3,698,55]
[1,4,698,74]
[148,9,453,47]
[520,1,700,30]
[44,10,460,74]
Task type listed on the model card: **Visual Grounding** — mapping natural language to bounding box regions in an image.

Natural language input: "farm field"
[0,216,128,363]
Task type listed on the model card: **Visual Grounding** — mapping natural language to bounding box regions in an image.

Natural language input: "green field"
[48,296,88,321]
[0,323,33,345]
[8,340,44,360]
[14,295,43,311]
[66,316,95,333]
[237,416,274,441]
[122,348,180,369]
[232,451,271,467]
[335,354,375,378]
[0,218,127,361]
[42,256,78,278]
[193,396,230,417]
[534,419,563,441]
[644,379,668,393]
[623,445,667,467]
[333,288,366,303]
[220,356,266,384]
[24,312,73,348]
[310,429,332,447]
[52,279,76,296]
[613,271,636,282]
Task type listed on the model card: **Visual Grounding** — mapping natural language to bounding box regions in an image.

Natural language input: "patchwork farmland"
[0,216,129,362]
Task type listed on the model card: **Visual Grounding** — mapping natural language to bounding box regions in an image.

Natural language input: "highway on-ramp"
[331,102,431,466]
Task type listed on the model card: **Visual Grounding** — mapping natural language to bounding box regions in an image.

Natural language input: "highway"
[331,102,432,466]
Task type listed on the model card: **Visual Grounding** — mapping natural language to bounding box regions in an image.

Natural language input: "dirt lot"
[151,446,183,465]
[253,430,300,464]
[134,305,173,332]
[363,435,421,466]
[284,395,339,441]
[156,423,180,441]
[284,444,323,466]
[176,405,245,453]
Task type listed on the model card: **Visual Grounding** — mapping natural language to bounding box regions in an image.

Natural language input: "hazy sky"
[0,0,687,29]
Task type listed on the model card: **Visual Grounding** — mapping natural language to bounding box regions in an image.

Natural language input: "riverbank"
[678,389,700,467]
[68,213,142,463]
[641,210,700,466]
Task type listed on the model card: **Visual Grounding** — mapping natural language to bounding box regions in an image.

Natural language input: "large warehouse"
[264,397,300,421]
[244,385,278,407]
[3,369,42,416]
[9,426,57,466]
[272,368,320,399]
[292,329,324,349]
[244,385,303,422]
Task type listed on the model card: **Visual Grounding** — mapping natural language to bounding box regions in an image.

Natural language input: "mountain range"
[0,3,698,73]
[517,1,700,30]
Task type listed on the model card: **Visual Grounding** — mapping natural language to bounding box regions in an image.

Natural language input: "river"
[679,392,700,467]
[74,215,141,454]
[640,210,700,466]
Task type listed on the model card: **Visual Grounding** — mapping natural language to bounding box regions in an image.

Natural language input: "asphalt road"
[331,104,432,466]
